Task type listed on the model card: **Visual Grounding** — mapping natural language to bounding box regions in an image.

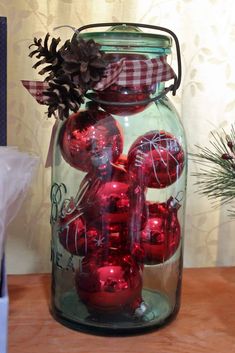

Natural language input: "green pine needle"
[191,125,235,216]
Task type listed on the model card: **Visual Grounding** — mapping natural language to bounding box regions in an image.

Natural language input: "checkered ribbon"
[22,56,175,104]
[94,56,175,91]
[22,80,49,104]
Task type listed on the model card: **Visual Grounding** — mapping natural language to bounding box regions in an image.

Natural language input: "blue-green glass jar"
[50,23,187,334]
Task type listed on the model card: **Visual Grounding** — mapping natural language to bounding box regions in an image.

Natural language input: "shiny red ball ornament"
[104,225,129,251]
[58,211,101,256]
[127,130,185,188]
[60,109,123,172]
[79,166,130,226]
[59,209,130,255]
[75,252,142,314]
[140,200,181,264]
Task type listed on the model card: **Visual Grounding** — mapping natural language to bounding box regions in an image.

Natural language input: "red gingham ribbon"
[22,80,49,104]
[22,56,175,104]
[93,56,175,91]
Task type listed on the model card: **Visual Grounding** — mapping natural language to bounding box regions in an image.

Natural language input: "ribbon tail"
[21,80,49,105]
[45,119,59,168]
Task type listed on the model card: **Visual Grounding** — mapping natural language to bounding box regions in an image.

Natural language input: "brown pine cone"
[29,33,70,81]
[61,36,107,90]
[44,75,84,120]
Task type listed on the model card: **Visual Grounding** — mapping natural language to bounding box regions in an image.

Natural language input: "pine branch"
[191,125,235,216]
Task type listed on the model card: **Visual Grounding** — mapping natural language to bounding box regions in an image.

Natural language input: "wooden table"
[8,268,235,353]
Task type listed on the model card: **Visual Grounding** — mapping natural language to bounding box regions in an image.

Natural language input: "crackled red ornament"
[58,211,101,256]
[139,199,181,264]
[75,252,142,314]
[127,130,184,188]
[60,109,123,172]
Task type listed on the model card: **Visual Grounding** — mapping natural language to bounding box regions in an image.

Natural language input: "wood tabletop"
[8,267,235,353]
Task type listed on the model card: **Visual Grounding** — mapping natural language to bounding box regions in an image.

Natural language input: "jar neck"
[85,53,170,116]
[86,81,167,117]
[153,82,165,95]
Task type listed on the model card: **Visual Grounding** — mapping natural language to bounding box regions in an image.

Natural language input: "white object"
[0,147,39,269]
[0,147,38,353]
[0,256,8,353]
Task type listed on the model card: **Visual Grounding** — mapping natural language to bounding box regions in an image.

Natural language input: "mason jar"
[50,23,187,334]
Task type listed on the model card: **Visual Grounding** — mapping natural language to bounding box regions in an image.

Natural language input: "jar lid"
[79,24,172,54]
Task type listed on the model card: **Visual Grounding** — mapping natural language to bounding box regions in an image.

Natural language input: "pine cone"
[29,33,69,81]
[44,75,84,120]
[61,36,107,90]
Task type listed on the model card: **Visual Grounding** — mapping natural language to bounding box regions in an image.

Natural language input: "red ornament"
[95,53,152,116]
[58,210,102,256]
[139,199,181,264]
[97,84,151,117]
[75,251,142,314]
[60,109,123,172]
[59,208,130,255]
[79,166,130,226]
[104,225,129,251]
[127,130,185,188]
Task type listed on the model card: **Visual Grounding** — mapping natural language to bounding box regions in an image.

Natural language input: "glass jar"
[50,23,187,334]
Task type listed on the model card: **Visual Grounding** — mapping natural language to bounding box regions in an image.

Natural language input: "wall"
[1,0,235,273]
